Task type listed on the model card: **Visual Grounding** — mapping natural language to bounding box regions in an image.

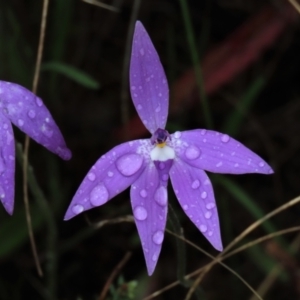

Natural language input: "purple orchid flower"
[64,21,273,275]
[0,81,71,215]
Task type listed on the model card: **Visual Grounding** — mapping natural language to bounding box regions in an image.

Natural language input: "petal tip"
[56,147,72,160]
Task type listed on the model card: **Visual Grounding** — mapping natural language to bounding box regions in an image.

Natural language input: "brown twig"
[98,252,132,300]
[23,0,49,277]
[288,0,300,14]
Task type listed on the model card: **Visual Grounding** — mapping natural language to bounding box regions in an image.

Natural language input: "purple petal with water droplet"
[0,112,15,214]
[0,81,71,160]
[64,140,147,220]
[170,159,223,251]
[130,163,168,275]
[130,21,169,133]
[171,130,273,174]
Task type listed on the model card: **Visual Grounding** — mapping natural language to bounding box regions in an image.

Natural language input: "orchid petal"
[64,140,147,220]
[0,81,71,160]
[0,112,15,214]
[170,159,222,251]
[130,163,168,275]
[171,130,273,174]
[130,21,169,133]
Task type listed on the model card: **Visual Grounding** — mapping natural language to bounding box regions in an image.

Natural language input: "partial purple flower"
[0,81,71,214]
[64,21,273,275]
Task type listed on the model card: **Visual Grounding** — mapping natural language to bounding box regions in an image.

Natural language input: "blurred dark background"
[1,0,300,299]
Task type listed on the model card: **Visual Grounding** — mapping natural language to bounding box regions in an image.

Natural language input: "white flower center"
[150,145,175,161]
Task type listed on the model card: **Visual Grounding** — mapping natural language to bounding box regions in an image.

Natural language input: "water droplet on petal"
[174,131,181,138]
[87,172,96,181]
[191,180,200,189]
[90,183,109,206]
[131,86,136,90]
[36,97,43,107]
[140,48,144,56]
[201,191,207,199]
[42,124,53,137]
[200,130,206,135]
[162,174,168,181]
[72,204,84,215]
[221,134,230,143]
[0,186,5,199]
[206,202,215,209]
[259,162,265,167]
[185,146,201,160]
[137,104,142,110]
[28,110,36,118]
[3,124,8,129]
[159,162,165,170]
[216,161,223,167]
[155,186,167,206]
[152,230,164,245]
[18,119,24,127]
[205,211,212,219]
[140,189,147,198]
[155,106,161,112]
[208,231,213,236]
[183,204,188,210]
[200,225,207,232]
[133,206,147,221]
[116,154,143,176]
[107,171,114,177]
[152,253,158,262]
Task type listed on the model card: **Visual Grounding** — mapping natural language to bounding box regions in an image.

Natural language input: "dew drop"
[155,106,161,113]
[174,131,181,139]
[42,124,53,137]
[183,204,188,210]
[131,86,136,90]
[107,171,114,177]
[3,124,8,129]
[133,206,147,221]
[159,162,165,170]
[140,48,144,56]
[200,129,206,135]
[200,225,207,232]
[18,119,24,127]
[0,186,5,199]
[152,253,158,262]
[201,191,207,199]
[216,161,223,167]
[191,180,200,189]
[221,134,230,143]
[152,230,164,245]
[140,189,147,198]
[116,154,143,176]
[87,172,96,181]
[185,146,201,160]
[72,204,84,215]
[90,183,109,206]
[208,231,213,236]
[154,186,167,206]
[206,202,215,209]
[205,211,212,219]
[234,163,239,168]
[28,110,36,119]
[259,162,265,167]
[162,174,168,181]
[137,104,142,110]
[36,97,43,107]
